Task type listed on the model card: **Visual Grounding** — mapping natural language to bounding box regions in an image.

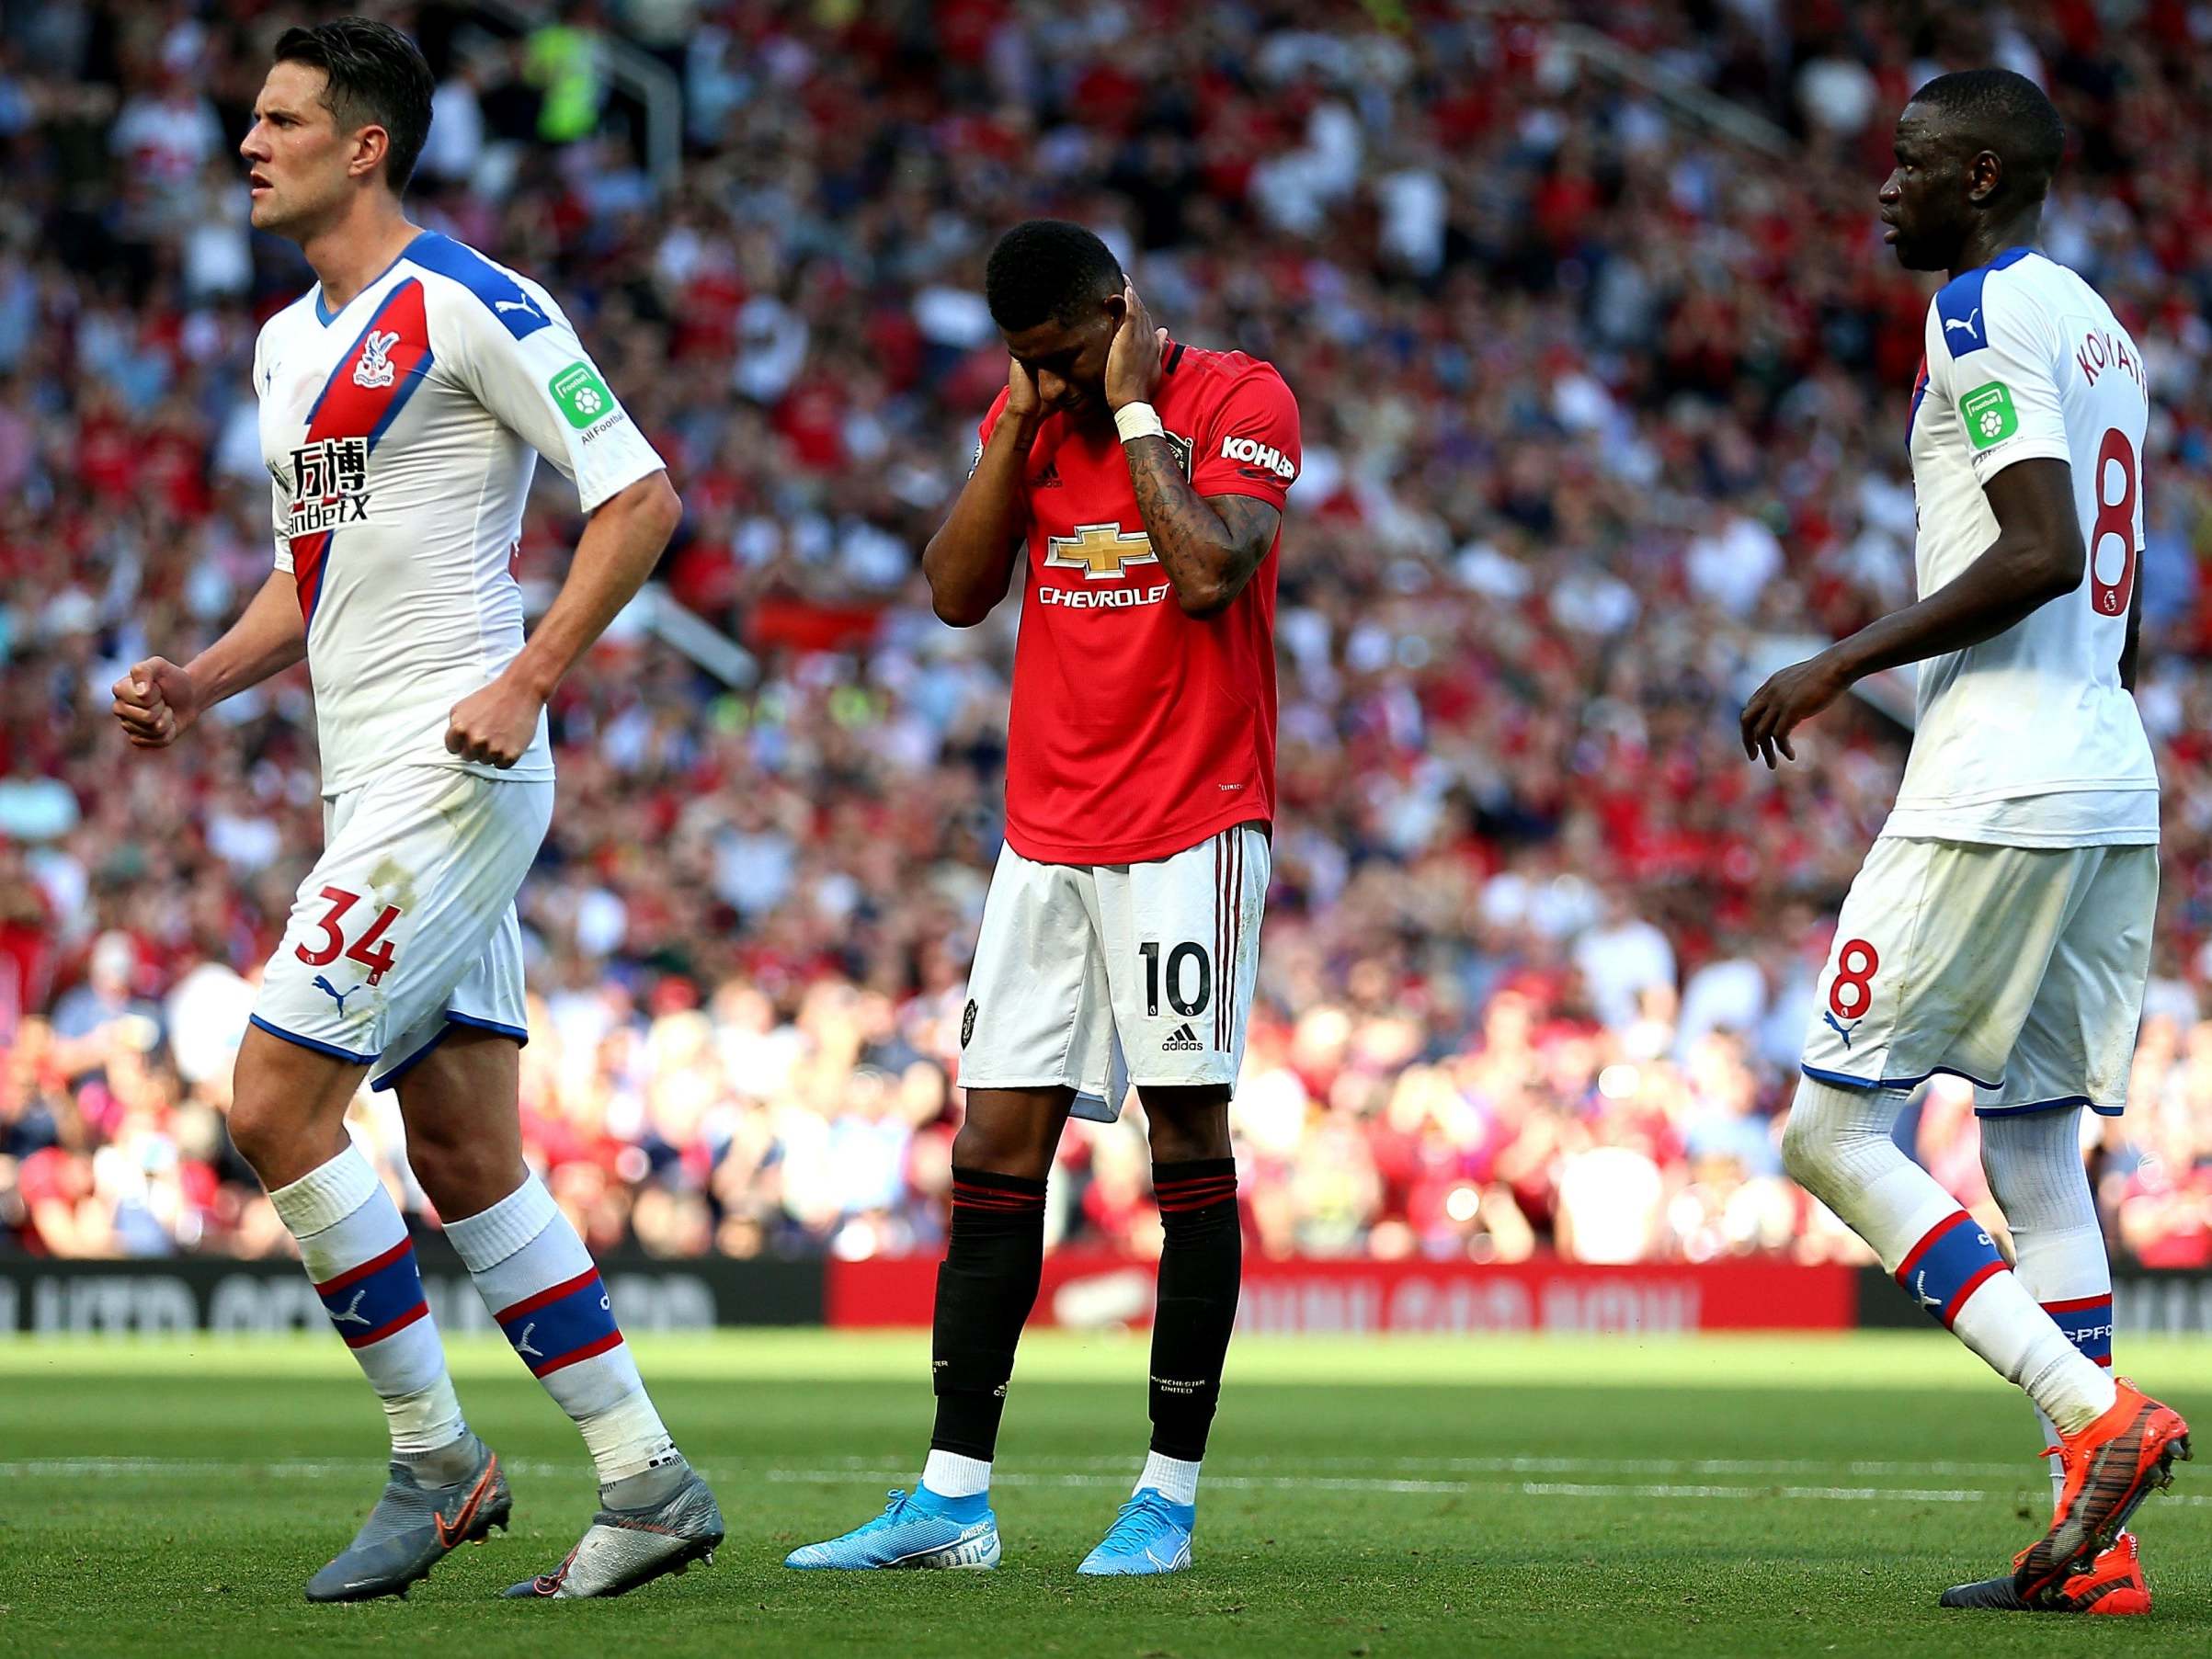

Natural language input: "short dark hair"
[985,220,1123,331]
[273,17,435,194]
[1909,68,2066,201]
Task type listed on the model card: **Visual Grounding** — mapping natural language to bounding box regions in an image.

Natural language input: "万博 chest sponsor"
[282,436,374,535]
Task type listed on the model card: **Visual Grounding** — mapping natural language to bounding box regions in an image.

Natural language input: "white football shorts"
[958,824,1271,1122]
[249,765,553,1090]
[1798,835,2156,1117]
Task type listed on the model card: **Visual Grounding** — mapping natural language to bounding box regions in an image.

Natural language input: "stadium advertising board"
[19,1256,2212,1338]
[826,1255,1859,1335]
[0,1250,822,1336]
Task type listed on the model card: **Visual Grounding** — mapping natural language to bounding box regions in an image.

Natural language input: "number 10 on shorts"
[1139,940,1213,1017]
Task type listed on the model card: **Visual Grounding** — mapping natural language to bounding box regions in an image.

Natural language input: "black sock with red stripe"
[929,1166,1049,1460]
[1148,1157,1241,1462]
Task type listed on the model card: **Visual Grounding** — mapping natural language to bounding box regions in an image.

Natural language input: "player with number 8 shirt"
[785,221,1298,1578]
[1739,70,2184,1616]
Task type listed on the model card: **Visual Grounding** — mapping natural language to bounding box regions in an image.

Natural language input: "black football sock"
[929,1166,1048,1461]
[1147,1157,1241,1464]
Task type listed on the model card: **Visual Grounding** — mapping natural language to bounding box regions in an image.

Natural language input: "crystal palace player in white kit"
[109,20,720,1603]
[1741,70,2187,1616]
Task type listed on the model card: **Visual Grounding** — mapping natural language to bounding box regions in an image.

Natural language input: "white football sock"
[445,1175,676,1486]
[1982,1107,2115,1506]
[1137,1450,1201,1506]
[1783,1078,2115,1433]
[268,1144,465,1456]
[923,1449,992,1498]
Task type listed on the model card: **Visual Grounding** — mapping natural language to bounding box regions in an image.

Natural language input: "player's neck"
[301,199,423,314]
[1948,210,2042,282]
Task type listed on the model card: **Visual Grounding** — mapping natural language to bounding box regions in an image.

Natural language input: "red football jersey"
[976,341,1300,865]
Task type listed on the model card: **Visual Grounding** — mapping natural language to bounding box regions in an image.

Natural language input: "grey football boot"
[304,1435,511,1602]
[503,1458,723,1599]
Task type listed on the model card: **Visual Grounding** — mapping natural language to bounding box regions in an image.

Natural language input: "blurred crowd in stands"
[6,2,2212,1268]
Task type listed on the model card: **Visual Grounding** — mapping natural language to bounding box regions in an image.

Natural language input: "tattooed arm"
[1104,281,1284,619]
[1123,437,1282,618]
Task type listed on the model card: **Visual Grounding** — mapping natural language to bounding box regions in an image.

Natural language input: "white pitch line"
[8,1457,2206,1512]
[758,1466,2212,1508]
[797,1452,2035,1480]
[0,1453,2027,1482]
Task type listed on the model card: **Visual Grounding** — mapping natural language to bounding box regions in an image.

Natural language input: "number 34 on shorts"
[249,767,553,1082]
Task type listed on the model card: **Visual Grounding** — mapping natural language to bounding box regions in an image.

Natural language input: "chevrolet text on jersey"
[1037,582,1174,609]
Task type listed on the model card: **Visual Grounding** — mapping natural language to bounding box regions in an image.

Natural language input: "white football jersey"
[1887,246,2158,847]
[255,231,665,794]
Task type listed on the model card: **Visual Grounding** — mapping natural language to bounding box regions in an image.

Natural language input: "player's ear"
[1967,148,2002,205]
[351,122,391,184]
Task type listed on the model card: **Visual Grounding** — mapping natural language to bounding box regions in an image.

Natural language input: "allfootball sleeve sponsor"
[450,283,667,513]
[1934,281,2069,486]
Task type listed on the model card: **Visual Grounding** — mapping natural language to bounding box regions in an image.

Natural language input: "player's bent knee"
[226,1027,364,1187]
[950,1119,1052,1179]
[406,1140,521,1216]
[1780,1089,1850,1200]
[223,1092,286,1176]
[1138,1085,1232,1163]
[952,1087,1072,1179]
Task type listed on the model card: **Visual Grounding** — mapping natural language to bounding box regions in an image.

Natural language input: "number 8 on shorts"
[1830,938,1879,1021]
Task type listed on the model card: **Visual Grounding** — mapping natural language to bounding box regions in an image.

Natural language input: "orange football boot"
[2012,1379,2190,1607]
[1942,1531,2149,1614]
[2054,1531,2152,1615]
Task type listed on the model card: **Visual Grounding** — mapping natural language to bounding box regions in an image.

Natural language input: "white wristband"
[1113,402,1164,444]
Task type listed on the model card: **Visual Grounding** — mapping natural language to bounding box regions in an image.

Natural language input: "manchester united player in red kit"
[788,221,1298,1577]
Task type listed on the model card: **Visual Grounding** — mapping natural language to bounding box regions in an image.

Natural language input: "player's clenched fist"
[444,672,543,768]
[110,656,200,749]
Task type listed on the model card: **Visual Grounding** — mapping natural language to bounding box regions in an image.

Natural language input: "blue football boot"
[1077,1488,1194,1576]
[784,1486,1001,1570]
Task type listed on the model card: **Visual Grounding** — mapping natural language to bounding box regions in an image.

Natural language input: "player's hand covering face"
[1104,283,1169,413]
[1006,354,1042,426]
[999,308,1117,422]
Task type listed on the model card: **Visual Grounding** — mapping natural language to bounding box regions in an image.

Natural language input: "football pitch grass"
[3,1331,2209,1657]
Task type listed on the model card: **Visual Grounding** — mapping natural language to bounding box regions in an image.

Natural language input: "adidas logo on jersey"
[1034,460,1063,488]
[1162,1023,1203,1052]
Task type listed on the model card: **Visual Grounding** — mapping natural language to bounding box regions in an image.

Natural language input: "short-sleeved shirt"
[979,341,1300,864]
[1891,247,2158,847]
[255,230,665,795]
